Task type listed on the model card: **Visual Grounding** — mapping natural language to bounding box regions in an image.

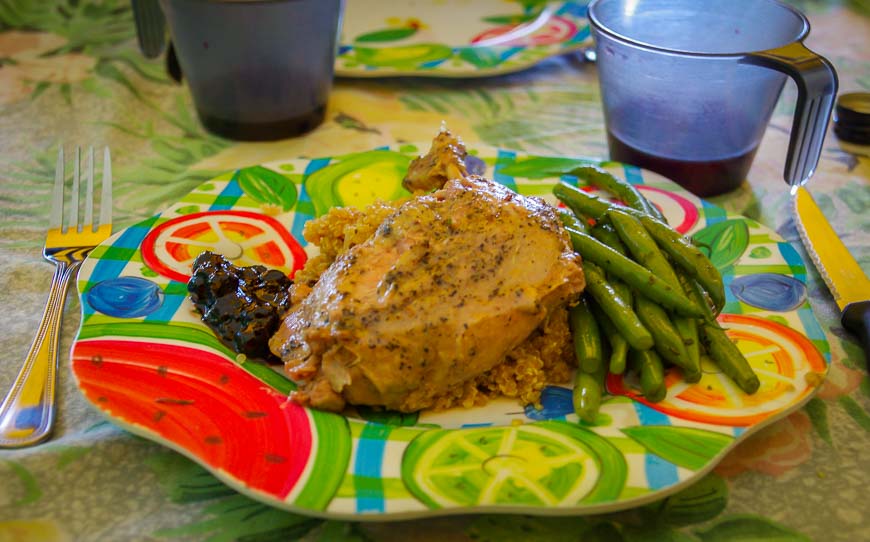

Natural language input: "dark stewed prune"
[188,251,293,362]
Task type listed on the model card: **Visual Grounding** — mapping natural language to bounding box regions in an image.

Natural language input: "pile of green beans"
[555,165,759,424]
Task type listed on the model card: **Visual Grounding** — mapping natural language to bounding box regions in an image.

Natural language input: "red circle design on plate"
[636,185,699,234]
[140,210,307,283]
[72,339,312,499]
[605,314,827,427]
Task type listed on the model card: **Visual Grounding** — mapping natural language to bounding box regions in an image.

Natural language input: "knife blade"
[792,186,870,365]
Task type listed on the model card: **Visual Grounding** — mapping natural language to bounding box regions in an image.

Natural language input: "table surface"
[1,1,869,541]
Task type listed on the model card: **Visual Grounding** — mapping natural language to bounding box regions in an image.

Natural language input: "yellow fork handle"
[0,260,80,448]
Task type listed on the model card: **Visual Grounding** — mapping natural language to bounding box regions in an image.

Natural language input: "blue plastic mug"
[588,0,838,196]
[160,0,344,141]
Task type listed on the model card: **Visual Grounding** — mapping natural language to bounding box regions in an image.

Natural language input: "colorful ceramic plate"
[70,143,829,519]
[336,0,591,77]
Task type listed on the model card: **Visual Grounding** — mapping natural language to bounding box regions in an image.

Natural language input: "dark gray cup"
[160,0,344,141]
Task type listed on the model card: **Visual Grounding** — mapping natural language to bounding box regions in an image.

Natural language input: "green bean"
[678,270,757,392]
[700,322,761,395]
[584,224,631,374]
[630,348,667,403]
[569,295,604,374]
[564,227,704,318]
[573,370,604,424]
[590,299,628,374]
[589,222,633,303]
[565,164,665,221]
[639,215,725,314]
[571,293,608,423]
[678,270,716,321]
[562,207,656,353]
[675,317,701,383]
[635,297,699,379]
[554,182,610,220]
[583,261,654,351]
[607,208,680,284]
[559,209,590,234]
[556,182,725,315]
[589,221,625,252]
[607,208,702,380]
[673,269,704,381]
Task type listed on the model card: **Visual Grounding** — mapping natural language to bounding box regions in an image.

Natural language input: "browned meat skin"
[402,129,468,193]
[269,175,585,413]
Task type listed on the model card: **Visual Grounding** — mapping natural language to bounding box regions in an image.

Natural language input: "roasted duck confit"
[269,131,585,412]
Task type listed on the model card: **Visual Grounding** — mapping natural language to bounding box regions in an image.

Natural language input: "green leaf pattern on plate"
[620,426,734,471]
[304,150,413,216]
[692,219,751,270]
[356,27,419,43]
[235,165,299,211]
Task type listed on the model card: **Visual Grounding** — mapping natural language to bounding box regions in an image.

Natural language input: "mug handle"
[132,0,167,59]
[743,42,838,189]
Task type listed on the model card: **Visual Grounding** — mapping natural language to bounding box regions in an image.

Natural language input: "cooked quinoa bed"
[291,200,577,411]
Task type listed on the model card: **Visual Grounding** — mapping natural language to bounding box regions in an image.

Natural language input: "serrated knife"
[792,186,870,366]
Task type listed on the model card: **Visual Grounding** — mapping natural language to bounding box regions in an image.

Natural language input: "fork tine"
[50,147,64,231]
[70,147,80,232]
[100,147,112,228]
[84,146,95,231]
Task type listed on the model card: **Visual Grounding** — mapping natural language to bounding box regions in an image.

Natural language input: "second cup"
[160,0,345,141]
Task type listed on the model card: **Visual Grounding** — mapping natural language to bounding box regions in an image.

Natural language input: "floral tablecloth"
[1,1,869,541]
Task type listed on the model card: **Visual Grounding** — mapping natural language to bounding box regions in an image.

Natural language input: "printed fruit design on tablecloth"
[140,211,307,283]
[71,339,351,511]
[607,314,827,426]
[401,421,626,509]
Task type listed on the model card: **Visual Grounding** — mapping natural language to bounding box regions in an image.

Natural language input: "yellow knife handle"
[842,301,870,369]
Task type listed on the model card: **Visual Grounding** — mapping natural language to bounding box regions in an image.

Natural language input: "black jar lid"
[834,92,870,145]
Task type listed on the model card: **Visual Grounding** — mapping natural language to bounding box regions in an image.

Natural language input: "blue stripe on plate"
[144,292,185,323]
[419,58,449,69]
[291,158,332,243]
[633,401,671,426]
[208,178,244,210]
[560,174,579,187]
[499,47,522,62]
[354,424,391,513]
[494,150,518,191]
[700,199,727,225]
[622,164,644,186]
[645,450,680,490]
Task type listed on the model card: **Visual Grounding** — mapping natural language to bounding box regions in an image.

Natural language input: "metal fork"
[0,147,112,448]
